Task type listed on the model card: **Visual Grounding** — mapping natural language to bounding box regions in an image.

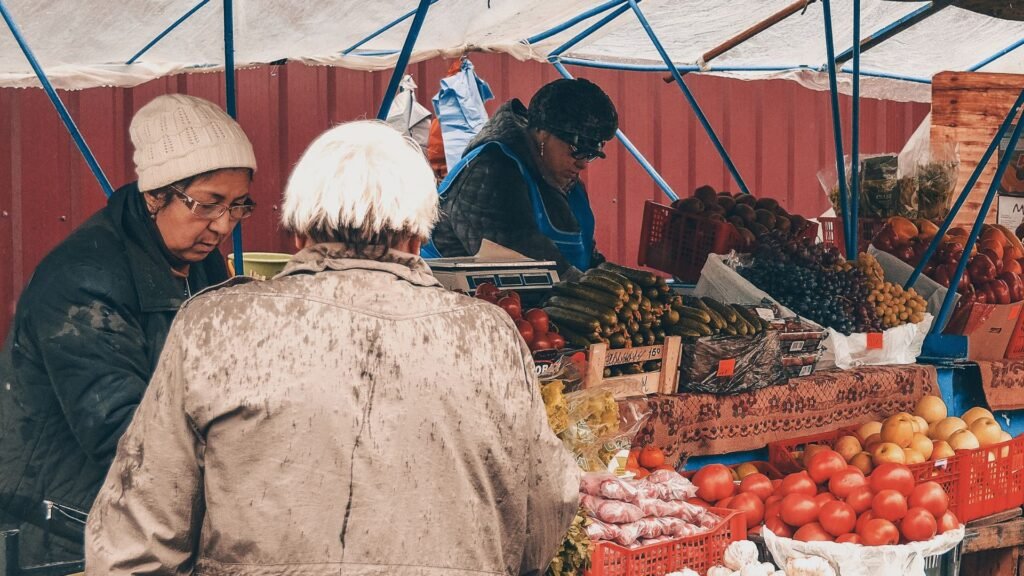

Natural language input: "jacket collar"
[278,243,442,288]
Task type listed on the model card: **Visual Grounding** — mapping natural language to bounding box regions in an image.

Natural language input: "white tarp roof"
[1,0,1023,102]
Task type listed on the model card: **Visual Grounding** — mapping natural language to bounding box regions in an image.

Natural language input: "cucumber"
[557,325,600,348]
[667,326,702,338]
[702,297,738,324]
[623,363,644,375]
[703,307,727,330]
[617,308,633,324]
[548,296,617,327]
[674,305,711,324]
[584,268,636,295]
[733,304,760,326]
[662,309,680,326]
[608,333,629,349]
[543,306,601,334]
[722,325,738,336]
[579,274,628,300]
[642,328,656,346]
[598,262,658,287]
[552,282,623,311]
[677,318,712,337]
[644,287,661,300]
[625,299,640,312]
[631,333,645,347]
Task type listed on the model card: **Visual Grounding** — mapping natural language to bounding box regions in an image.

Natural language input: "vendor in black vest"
[429,78,618,280]
[0,94,257,564]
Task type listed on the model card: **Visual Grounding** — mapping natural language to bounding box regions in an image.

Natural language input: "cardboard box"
[945,301,1024,361]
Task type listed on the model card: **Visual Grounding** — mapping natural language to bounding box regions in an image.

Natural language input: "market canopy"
[2,0,1023,102]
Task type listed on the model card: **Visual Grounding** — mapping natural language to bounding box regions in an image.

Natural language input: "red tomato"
[909,482,949,518]
[872,489,909,522]
[692,464,735,502]
[547,332,566,350]
[780,493,819,527]
[730,492,766,530]
[807,449,848,484]
[503,290,522,304]
[835,533,861,544]
[856,510,875,534]
[686,497,711,509]
[870,463,915,497]
[765,493,784,508]
[529,334,553,352]
[830,468,868,499]
[772,479,783,492]
[514,319,535,345]
[717,496,735,509]
[846,486,875,515]
[475,282,499,299]
[819,501,858,537]
[814,492,838,507]
[498,296,522,320]
[780,471,818,497]
[524,309,549,334]
[765,500,783,523]
[937,510,960,534]
[859,518,900,546]
[901,507,938,542]
[794,522,833,542]
[765,516,793,538]
[740,473,774,501]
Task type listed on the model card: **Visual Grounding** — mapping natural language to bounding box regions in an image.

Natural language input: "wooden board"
[584,336,682,399]
[964,518,1024,554]
[931,72,1024,227]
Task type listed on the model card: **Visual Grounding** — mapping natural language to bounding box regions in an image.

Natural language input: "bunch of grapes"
[849,253,927,328]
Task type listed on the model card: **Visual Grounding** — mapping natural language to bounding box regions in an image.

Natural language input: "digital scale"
[426,256,560,303]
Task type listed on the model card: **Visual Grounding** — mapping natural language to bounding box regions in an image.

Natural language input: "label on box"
[799,365,813,377]
[997,195,1024,231]
[790,341,805,352]
[755,307,775,320]
[717,358,736,377]
[867,332,884,350]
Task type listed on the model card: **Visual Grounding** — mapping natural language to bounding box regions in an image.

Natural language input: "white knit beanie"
[130,94,257,192]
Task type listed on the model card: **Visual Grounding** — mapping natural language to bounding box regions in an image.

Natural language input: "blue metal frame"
[969,37,1024,71]
[126,0,210,64]
[933,100,1024,330]
[0,0,115,198]
[849,0,861,258]
[834,2,940,65]
[821,0,851,257]
[548,1,632,58]
[526,0,626,46]
[837,66,932,84]
[223,0,244,276]
[342,0,440,56]
[552,61,677,202]
[376,0,433,121]
[625,0,751,195]
[906,89,1024,291]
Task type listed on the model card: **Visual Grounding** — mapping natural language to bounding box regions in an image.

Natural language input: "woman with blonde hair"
[86,120,579,576]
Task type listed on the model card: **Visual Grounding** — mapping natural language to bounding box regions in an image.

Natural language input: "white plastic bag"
[763,526,964,576]
[385,75,432,149]
[694,254,797,317]
[825,314,932,370]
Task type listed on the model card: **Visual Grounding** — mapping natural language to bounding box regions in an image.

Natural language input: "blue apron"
[422,142,596,271]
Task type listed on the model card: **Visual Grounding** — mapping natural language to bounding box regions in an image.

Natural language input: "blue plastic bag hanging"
[432,57,494,171]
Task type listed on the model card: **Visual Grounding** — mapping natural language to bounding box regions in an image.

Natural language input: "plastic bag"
[695,254,798,318]
[614,521,644,546]
[385,75,432,149]
[647,469,699,500]
[586,518,621,542]
[638,497,680,518]
[580,473,640,503]
[560,386,651,472]
[432,57,494,172]
[763,525,965,576]
[898,113,959,220]
[819,154,917,219]
[825,313,932,370]
[677,501,722,529]
[679,330,786,394]
[580,494,645,524]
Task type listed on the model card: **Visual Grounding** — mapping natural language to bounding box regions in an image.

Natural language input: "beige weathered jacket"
[85,244,579,576]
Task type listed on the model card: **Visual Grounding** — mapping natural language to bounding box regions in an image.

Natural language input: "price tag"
[717,358,736,377]
[867,332,884,350]
[933,458,948,470]
[790,341,805,352]
[756,307,775,320]
[799,365,813,377]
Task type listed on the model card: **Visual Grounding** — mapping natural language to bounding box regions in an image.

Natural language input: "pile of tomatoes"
[474,283,566,352]
[690,450,959,546]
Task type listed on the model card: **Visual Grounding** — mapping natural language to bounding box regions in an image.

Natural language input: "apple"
[969,417,1003,447]
[872,442,907,465]
[880,417,915,448]
[949,429,981,451]
[850,452,874,475]
[857,421,883,443]
[932,440,955,460]
[835,436,863,463]
[910,433,934,460]
[987,279,1011,305]
[962,407,995,427]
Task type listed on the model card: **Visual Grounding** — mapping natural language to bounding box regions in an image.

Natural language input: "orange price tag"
[1011,305,1021,320]
[717,358,736,377]
[867,332,884,350]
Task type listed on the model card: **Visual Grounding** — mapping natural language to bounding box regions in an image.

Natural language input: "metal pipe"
[933,112,1024,333]
[561,58,810,73]
[376,0,432,121]
[906,88,1024,290]
[700,0,816,66]
[126,0,210,64]
[837,66,932,84]
[549,1,633,58]
[821,0,851,257]
[849,0,861,258]
[552,61,678,202]
[834,1,948,66]
[342,0,441,56]
[969,37,1024,71]
[223,0,244,275]
[526,0,626,45]
[0,0,114,197]
[626,0,751,195]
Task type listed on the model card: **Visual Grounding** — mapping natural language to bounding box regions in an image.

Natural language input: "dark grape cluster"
[740,237,884,335]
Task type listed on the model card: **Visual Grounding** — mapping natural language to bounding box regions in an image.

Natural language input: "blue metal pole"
[553,61,677,202]
[933,113,1024,333]
[0,0,115,198]
[821,0,851,257]
[376,0,432,121]
[557,58,810,73]
[838,67,932,84]
[969,38,1024,71]
[850,0,861,258]
[526,0,625,45]
[625,0,751,195]
[343,0,440,56]
[223,0,244,276]
[549,1,632,58]
[833,2,938,65]
[126,0,210,64]
[906,89,1024,290]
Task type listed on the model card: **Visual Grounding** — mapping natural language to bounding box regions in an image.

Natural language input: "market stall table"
[623,364,938,467]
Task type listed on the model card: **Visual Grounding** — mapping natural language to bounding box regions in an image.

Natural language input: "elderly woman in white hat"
[0,94,256,564]
[85,120,579,576]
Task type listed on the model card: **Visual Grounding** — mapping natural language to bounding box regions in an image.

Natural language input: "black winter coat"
[0,183,229,534]
[431,99,604,277]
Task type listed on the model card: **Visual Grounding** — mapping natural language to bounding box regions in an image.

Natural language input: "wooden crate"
[932,71,1024,227]
[582,336,682,399]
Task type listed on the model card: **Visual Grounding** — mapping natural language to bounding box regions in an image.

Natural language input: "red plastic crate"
[819,217,887,253]
[587,508,746,576]
[638,201,739,283]
[957,435,1024,522]
[767,427,963,519]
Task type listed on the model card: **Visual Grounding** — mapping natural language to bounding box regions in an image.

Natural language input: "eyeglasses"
[567,143,602,163]
[170,185,255,221]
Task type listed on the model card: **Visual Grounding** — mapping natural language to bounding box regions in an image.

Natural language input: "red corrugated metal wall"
[0,54,930,332]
